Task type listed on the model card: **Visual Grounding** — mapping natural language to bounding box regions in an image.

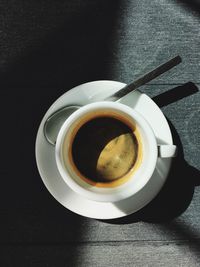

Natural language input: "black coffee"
[70,115,140,184]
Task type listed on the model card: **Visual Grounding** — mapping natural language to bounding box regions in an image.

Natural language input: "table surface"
[1,0,200,266]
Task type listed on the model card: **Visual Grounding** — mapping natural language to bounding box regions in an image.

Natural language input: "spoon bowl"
[44,106,80,145]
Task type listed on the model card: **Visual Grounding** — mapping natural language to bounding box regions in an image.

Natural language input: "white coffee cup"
[55,101,177,202]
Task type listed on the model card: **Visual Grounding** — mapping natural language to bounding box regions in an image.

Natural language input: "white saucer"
[35,81,173,219]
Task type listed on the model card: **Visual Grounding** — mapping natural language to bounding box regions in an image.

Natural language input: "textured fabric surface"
[1,0,200,266]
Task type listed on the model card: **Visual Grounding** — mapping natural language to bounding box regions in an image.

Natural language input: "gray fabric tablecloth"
[1,0,200,266]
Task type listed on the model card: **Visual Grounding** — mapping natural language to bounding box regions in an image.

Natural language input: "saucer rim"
[35,80,173,219]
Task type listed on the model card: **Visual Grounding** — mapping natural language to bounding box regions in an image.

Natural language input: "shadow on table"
[152,82,198,107]
[0,0,120,91]
[1,1,121,266]
[177,0,200,13]
[103,82,200,224]
[161,220,200,259]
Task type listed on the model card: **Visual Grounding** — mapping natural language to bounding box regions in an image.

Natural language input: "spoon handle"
[106,55,182,101]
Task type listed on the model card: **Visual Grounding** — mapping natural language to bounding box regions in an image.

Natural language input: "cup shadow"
[101,83,200,224]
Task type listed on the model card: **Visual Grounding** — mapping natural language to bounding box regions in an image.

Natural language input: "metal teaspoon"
[44,55,182,145]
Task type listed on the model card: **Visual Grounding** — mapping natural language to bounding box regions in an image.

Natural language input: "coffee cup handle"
[158,145,177,158]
